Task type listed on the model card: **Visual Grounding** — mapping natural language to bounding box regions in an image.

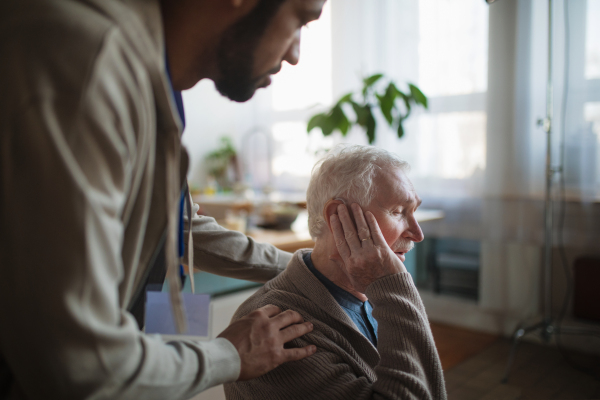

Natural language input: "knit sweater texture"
[224,250,447,400]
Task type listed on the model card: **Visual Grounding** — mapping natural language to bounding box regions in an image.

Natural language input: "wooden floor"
[431,322,500,370]
[431,323,600,400]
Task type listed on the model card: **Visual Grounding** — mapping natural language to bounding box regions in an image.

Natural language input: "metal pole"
[542,0,554,338]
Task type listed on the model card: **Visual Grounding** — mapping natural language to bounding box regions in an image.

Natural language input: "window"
[585,0,600,79]
[412,0,489,188]
[418,0,488,97]
[271,4,332,111]
[266,0,489,194]
[417,112,487,179]
[585,103,600,138]
[271,121,334,191]
[265,1,333,192]
[584,1,600,193]
[561,0,600,197]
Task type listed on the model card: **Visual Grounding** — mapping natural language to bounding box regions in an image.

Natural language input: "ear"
[323,198,345,234]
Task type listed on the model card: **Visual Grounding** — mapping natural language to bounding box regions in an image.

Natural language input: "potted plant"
[205,136,240,191]
[307,73,428,144]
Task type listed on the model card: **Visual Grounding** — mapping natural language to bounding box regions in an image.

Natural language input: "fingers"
[351,203,371,243]
[279,320,313,343]
[330,214,351,259]
[272,309,304,328]
[365,211,386,248]
[281,345,317,363]
[336,204,361,250]
[257,304,282,318]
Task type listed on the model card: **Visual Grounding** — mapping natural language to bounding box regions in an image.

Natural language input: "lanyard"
[165,57,189,289]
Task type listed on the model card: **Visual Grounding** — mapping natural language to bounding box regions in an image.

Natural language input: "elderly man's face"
[363,168,424,262]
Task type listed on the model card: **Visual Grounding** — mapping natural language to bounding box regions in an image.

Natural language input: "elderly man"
[225,145,446,400]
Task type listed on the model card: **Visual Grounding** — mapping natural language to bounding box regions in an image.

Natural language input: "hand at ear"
[323,198,346,265]
[329,204,406,293]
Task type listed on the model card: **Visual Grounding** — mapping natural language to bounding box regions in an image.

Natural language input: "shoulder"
[231,251,312,319]
[0,0,152,118]
[232,286,312,322]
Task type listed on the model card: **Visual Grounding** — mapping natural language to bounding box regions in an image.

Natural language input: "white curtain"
[480,0,600,329]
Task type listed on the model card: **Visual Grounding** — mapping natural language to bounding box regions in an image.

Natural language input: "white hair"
[306,144,410,239]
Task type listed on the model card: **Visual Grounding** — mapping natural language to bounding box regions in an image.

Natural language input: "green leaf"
[351,101,369,127]
[330,105,350,136]
[307,113,326,133]
[366,107,376,144]
[362,73,384,97]
[377,93,394,125]
[397,120,405,139]
[321,113,336,136]
[397,91,412,113]
[392,85,411,113]
[380,83,399,125]
[339,113,350,135]
[337,93,353,105]
[207,137,236,160]
[385,83,397,99]
[307,113,335,136]
[408,83,428,108]
[363,73,384,88]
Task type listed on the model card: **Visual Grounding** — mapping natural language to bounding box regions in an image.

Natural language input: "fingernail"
[310,346,317,353]
[308,322,313,329]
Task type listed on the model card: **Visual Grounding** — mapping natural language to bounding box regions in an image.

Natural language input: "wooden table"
[247,229,314,253]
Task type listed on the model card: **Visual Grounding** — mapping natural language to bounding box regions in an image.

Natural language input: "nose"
[403,215,424,243]
[283,29,301,66]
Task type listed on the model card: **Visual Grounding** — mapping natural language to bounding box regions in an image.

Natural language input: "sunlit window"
[265,1,333,191]
[418,0,489,97]
[416,112,487,179]
[584,103,600,187]
[271,122,334,191]
[585,102,600,138]
[268,0,490,191]
[414,0,488,183]
[271,1,332,111]
[586,0,600,80]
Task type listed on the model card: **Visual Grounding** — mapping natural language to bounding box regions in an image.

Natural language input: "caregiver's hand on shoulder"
[330,203,406,293]
[218,304,316,381]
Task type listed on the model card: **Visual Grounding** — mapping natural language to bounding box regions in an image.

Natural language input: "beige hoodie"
[0,0,290,398]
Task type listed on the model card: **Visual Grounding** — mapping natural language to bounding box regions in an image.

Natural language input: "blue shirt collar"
[302,252,364,312]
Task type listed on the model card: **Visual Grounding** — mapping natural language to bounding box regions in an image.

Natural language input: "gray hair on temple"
[306,144,410,239]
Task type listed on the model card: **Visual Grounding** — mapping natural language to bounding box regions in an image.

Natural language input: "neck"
[311,241,368,302]
[160,1,225,90]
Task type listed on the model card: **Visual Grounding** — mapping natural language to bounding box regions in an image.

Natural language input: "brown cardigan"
[224,250,447,400]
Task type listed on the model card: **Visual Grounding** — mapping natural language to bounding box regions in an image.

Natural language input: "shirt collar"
[302,252,364,312]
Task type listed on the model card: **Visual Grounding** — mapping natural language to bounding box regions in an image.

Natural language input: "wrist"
[202,338,241,385]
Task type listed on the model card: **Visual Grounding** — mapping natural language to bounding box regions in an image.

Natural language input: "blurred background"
[180,1,600,398]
